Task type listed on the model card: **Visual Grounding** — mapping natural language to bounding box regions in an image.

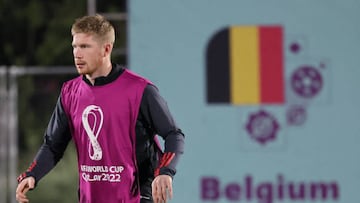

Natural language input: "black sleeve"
[17,96,72,185]
[139,84,185,178]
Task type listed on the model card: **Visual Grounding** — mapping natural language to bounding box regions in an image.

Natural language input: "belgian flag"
[206,25,284,105]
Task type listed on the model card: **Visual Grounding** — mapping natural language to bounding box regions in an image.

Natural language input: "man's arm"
[140,84,185,177]
[16,96,72,196]
[139,84,185,202]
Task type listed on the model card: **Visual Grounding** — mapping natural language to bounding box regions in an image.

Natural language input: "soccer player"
[15,14,185,203]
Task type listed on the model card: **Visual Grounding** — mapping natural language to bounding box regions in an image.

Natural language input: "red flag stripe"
[259,26,284,103]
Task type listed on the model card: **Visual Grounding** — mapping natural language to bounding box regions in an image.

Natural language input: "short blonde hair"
[71,14,115,44]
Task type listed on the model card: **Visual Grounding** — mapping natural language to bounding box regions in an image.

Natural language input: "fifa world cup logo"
[82,105,103,161]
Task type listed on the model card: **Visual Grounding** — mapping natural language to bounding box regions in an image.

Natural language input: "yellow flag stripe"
[230,26,260,104]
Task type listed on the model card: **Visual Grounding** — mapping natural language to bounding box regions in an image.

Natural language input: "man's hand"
[16,177,35,203]
[152,175,173,203]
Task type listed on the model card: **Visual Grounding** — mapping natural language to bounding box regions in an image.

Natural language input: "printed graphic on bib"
[82,105,104,161]
[80,165,124,183]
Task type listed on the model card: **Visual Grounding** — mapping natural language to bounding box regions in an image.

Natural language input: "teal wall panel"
[129,1,360,202]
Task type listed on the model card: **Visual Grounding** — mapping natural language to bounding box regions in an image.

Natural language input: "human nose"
[73,47,82,59]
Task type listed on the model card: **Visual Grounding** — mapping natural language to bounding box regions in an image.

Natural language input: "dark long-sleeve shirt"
[18,64,185,191]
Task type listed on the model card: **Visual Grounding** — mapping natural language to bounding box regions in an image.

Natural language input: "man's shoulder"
[122,69,154,86]
[61,76,83,94]
[64,75,82,85]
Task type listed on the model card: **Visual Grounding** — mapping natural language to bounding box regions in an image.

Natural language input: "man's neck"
[86,62,112,85]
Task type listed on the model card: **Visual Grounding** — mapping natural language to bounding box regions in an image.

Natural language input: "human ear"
[103,43,113,57]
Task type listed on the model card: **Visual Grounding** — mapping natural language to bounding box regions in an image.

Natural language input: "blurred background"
[0,0,126,202]
[1,0,360,203]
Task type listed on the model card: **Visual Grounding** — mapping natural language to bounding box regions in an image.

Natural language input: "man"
[15,14,185,203]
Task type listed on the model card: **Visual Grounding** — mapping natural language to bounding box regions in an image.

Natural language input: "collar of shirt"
[82,63,125,86]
